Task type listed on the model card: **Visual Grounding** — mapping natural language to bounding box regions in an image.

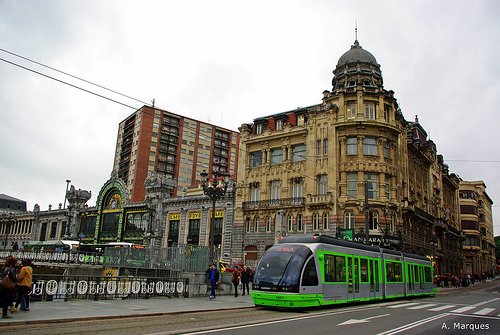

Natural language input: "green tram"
[251,234,435,308]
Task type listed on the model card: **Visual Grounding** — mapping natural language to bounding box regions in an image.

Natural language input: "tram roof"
[278,234,429,261]
[278,234,381,253]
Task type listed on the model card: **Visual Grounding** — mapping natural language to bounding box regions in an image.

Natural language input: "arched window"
[297,214,303,231]
[245,217,251,233]
[288,215,294,232]
[253,216,259,232]
[364,103,376,120]
[323,212,329,230]
[313,213,320,231]
[266,216,273,232]
[369,212,379,230]
[345,212,355,229]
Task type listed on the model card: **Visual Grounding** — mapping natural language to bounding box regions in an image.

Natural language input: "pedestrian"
[241,265,251,296]
[15,259,32,311]
[231,270,240,297]
[207,264,219,300]
[1,256,18,319]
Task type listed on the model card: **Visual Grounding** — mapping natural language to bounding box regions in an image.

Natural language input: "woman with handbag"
[1,256,18,319]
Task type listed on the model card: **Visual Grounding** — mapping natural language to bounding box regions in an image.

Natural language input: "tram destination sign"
[340,233,402,249]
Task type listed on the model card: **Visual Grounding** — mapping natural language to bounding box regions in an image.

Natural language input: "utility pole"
[364,180,370,245]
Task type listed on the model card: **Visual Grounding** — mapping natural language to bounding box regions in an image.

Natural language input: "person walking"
[231,270,240,297]
[1,256,18,319]
[241,265,251,296]
[207,264,219,300]
[15,259,32,311]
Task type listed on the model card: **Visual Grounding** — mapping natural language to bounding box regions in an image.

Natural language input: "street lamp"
[364,180,370,245]
[200,169,230,264]
[63,179,71,209]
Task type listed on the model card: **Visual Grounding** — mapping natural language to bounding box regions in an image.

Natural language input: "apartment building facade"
[459,181,496,275]
[232,40,465,271]
[113,105,240,202]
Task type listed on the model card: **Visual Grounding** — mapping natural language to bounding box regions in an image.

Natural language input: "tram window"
[302,258,319,286]
[324,254,346,282]
[360,258,369,282]
[385,261,402,282]
[424,267,432,282]
[414,265,420,282]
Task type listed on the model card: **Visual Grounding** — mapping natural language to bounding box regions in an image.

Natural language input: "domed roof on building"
[336,40,378,67]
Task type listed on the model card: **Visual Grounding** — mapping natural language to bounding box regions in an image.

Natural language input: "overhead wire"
[0,56,138,110]
[0,47,150,106]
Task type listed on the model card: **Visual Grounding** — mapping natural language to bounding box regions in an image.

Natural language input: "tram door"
[347,256,359,300]
[406,264,414,295]
[370,259,380,298]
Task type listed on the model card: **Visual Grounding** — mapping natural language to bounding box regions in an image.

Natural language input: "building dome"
[336,40,378,67]
[332,39,383,91]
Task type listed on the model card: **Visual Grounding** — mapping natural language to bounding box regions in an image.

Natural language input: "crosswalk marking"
[428,305,456,311]
[387,302,420,308]
[450,306,476,313]
[473,308,495,315]
[407,303,438,310]
[385,301,497,316]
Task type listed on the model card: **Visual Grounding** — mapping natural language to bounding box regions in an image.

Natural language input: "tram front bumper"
[250,291,322,308]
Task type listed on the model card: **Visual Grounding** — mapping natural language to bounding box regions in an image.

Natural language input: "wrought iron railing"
[31,274,189,301]
[242,197,305,210]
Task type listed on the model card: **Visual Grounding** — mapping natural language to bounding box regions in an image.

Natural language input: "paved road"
[0,294,254,324]
[1,279,499,335]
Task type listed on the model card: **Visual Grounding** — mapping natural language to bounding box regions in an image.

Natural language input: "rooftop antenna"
[355,18,358,41]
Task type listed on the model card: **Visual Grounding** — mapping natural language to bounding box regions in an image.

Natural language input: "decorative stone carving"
[144,171,176,248]
[66,186,92,239]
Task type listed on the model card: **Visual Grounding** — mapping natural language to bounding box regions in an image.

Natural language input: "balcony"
[242,197,305,211]
[307,193,334,206]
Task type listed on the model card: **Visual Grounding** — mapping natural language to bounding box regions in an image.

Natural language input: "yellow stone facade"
[232,40,467,274]
[460,181,496,275]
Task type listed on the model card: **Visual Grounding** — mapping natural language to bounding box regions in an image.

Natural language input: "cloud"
[0,0,499,234]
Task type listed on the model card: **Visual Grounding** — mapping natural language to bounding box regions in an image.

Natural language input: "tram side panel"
[319,246,384,304]
[403,255,436,297]
[382,253,406,299]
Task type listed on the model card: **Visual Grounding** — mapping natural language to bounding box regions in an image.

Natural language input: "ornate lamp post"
[200,170,229,264]
[63,179,71,209]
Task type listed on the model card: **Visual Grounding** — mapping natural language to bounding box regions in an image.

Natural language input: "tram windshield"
[253,244,312,292]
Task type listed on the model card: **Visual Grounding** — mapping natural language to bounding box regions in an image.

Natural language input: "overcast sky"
[1,0,499,234]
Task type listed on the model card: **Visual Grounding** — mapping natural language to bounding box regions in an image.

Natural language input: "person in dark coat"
[241,265,251,296]
[1,256,18,319]
[231,271,240,297]
[207,264,219,300]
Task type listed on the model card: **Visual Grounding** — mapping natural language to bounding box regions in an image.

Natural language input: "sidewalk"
[0,294,254,324]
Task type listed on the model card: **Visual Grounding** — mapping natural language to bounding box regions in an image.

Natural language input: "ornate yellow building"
[459,181,496,275]
[232,40,464,273]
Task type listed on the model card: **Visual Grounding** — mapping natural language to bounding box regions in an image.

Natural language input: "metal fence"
[1,244,217,272]
[31,274,189,301]
[104,244,216,272]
